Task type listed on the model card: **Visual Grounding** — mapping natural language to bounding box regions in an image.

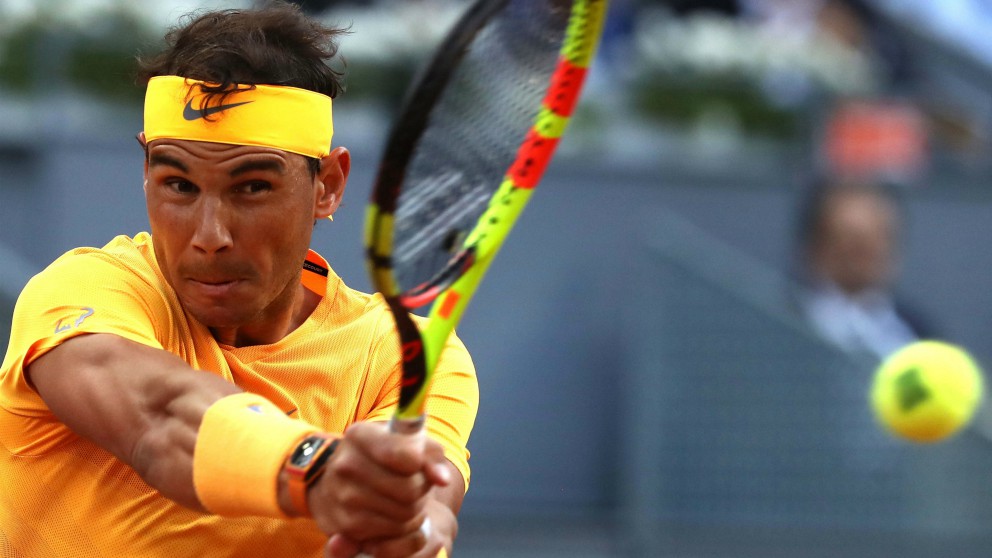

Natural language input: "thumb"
[425,461,452,487]
[324,534,361,558]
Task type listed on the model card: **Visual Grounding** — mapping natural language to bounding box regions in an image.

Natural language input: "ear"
[138,131,149,176]
[138,131,150,191]
[314,146,351,220]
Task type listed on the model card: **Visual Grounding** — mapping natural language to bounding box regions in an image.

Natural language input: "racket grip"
[388,413,425,435]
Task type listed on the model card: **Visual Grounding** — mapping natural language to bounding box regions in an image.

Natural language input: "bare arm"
[31,332,466,552]
[27,333,240,511]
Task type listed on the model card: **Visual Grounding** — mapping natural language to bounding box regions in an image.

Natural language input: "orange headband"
[144,75,333,158]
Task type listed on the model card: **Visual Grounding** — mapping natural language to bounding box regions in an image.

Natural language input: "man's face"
[813,189,899,295]
[143,139,330,331]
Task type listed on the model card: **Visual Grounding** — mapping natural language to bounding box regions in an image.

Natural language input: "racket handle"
[388,413,425,435]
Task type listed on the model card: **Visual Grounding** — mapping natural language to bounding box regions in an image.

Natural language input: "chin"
[190,310,248,329]
[182,298,259,329]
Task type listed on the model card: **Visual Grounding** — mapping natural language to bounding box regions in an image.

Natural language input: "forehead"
[826,190,894,218]
[147,138,304,171]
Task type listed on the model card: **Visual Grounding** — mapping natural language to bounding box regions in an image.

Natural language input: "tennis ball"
[870,340,984,443]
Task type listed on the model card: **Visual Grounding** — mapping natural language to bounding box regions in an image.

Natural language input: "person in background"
[791,178,936,360]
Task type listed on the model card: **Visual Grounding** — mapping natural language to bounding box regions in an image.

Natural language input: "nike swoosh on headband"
[183,99,254,121]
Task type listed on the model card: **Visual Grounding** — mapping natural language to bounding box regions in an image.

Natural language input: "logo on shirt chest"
[54,307,95,333]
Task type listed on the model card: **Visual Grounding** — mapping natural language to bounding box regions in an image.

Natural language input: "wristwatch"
[284,433,339,516]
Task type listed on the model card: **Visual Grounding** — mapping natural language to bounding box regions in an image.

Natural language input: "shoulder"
[320,275,406,354]
[16,233,173,330]
[37,233,160,284]
[330,281,474,364]
[327,276,393,324]
[5,234,173,387]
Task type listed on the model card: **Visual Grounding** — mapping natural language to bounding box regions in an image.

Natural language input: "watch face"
[290,437,326,468]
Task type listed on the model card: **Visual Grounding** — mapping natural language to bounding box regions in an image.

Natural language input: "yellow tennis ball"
[870,340,984,443]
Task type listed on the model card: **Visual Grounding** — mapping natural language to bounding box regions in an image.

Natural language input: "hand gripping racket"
[365,0,608,434]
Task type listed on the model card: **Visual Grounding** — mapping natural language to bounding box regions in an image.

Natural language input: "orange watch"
[284,433,339,516]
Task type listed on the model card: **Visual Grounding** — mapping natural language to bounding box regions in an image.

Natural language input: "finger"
[331,443,433,507]
[348,422,437,475]
[335,481,432,523]
[423,462,451,487]
[359,518,436,558]
[331,454,433,511]
[325,534,361,558]
[420,437,452,487]
[311,457,431,539]
[331,492,429,539]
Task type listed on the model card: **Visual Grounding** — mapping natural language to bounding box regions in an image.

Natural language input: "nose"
[191,197,233,254]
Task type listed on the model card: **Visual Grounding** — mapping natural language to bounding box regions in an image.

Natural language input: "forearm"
[130,370,242,510]
[29,333,240,510]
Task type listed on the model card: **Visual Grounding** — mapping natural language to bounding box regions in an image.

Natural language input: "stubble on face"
[144,140,318,345]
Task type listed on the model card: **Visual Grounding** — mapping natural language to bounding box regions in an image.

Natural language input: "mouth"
[188,278,242,298]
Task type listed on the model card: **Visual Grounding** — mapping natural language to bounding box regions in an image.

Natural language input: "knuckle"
[328,453,361,479]
[339,515,374,541]
[397,483,428,506]
[424,437,444,455]
[390,505,420,524]
[338,489,362,508]
[383,443,412,465]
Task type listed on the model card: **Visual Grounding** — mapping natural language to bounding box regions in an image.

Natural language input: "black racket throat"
[383,296,429,410]
[399,247,477,309]
[366,244,477,309]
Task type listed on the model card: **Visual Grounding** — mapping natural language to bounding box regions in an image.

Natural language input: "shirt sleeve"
[423,332,479,490]
[363,316,480,491]
[0,248,168,416]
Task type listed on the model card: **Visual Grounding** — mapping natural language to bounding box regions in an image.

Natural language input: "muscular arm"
[30,332,469,553]
[27,333,240,511]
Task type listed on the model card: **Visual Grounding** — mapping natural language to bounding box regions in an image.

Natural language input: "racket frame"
[364,0,609,429]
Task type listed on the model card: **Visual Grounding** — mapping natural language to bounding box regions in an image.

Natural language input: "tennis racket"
[365,0,608,434]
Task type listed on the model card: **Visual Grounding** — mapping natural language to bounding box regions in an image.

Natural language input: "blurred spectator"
[660,0,740,16]
[283,0,374,14]
[790,178,936,360]
[656,0,914,88]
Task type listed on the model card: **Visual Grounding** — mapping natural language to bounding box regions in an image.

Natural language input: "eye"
[237,181,272,195]
[165,179,198,195]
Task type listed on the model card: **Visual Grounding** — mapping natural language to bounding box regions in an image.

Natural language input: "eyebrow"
[146,154,287,177]
[148,154,188,173]
[229,159,287,177]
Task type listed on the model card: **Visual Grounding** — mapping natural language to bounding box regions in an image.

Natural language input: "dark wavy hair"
[137,1,347,174]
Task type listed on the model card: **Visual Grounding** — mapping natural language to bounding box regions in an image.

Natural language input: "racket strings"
[391,0,570,295]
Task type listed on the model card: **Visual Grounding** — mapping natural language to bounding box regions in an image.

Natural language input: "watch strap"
[284,433,340,516]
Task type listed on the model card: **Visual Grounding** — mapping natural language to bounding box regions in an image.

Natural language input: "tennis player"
[0,2,478,557]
